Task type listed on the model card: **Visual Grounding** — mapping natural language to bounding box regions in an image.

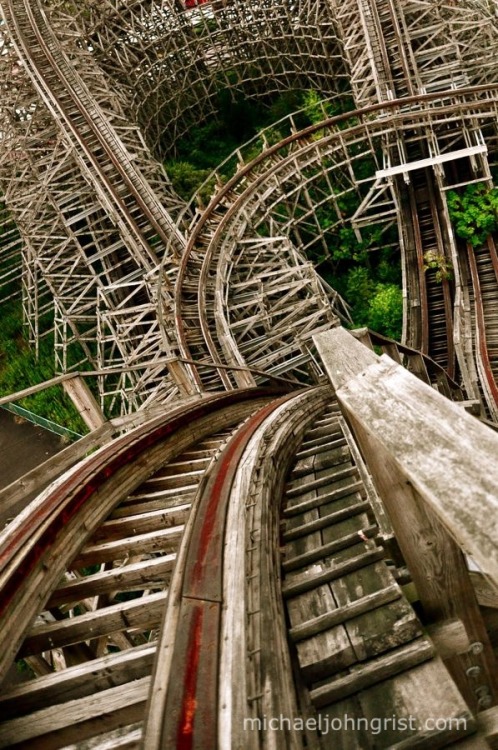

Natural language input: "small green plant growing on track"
[423,250,453,283]
[447,183,498,247]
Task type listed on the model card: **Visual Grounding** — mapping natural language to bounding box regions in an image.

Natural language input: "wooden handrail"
[313,326,498,711]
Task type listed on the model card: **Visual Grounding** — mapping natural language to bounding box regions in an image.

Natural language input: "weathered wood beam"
[314,326,498,710]
[62,376,106,431]
[426,619,472,660]
[471,573,498,610]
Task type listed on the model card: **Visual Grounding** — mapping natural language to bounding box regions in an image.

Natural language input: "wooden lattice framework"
[1,0,498,418]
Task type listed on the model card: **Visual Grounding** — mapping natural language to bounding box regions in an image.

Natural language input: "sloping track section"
[0,0,187,413]
[0,383,482,750]
[3,1,498,417]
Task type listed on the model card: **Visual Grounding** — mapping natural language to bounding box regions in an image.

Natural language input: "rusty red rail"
[150,390,300,749]
[467,240,498,411]
[0,386,289,682]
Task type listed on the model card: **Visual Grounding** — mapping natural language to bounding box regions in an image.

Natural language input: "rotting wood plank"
[93,505,190,540]
[20,591,167,656]
[289,584,402,642]
[317,658,475,749]
[0,644,155,719]
[283,500,371,542]
[72,527,184,567]
[471,572,498,610]
[282,524,378,572]
[47,555,175,607]
[283,478,365,517]
[282,548,385,598]
[310,639,435,707]
[0,676,150,749]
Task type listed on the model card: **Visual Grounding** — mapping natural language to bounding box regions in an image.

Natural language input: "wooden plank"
[0,644,155,719]
[314,327,498,709]
[282,501,371,542]
[57,724,142,749]
[62,376,106,431]
[375,145,487,178]
[20,591,167,656]
[0,677,150,748]
[471,572,498,609]
[283,478,364,517]
[289,583,401,642]
[292,438,348,474]
[285,462,355,498]
[282,548,385,598]
[72,527,183,567]
[477,706,498,749]
[426,619,471,659]
[47,555,175,606]
[282,524,378,572]
[285,465,359,508]
[93,505,190,541]
[313,326,378,390]
[310,639,435,707]
[355,659,475,749]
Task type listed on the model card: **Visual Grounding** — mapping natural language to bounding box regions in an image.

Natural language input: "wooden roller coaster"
[1,0,498,747]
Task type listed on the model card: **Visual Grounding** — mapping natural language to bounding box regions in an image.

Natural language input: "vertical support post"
[313,327,498,711]
[62,376,106,431]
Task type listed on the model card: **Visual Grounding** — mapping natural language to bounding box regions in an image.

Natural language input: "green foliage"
[302,90,355,127]
[366,284,403,340]
[165,161,214,202]
[342,268,403,340]
[447,183,498,247]
[16,659,35,678]
[345,267,376,323]
[0,303,88,437]
[423,250,453,283]
[165,89,355,201]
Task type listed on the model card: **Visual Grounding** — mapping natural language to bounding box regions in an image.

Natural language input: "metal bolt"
[466,666,481,678]
[475,685,491,698]
[469,641,484,655]
[478,694,493,709]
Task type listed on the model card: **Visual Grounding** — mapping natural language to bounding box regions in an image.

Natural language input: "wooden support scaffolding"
[314,326,498,712]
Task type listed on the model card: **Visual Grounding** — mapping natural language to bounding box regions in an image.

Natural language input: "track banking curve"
[2,0,498,748]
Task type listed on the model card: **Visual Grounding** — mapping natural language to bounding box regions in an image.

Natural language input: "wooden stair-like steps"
[280,402,475,747]
[0,427,233,749]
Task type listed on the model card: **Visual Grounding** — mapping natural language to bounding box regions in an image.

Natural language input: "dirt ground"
[0,408,65,492]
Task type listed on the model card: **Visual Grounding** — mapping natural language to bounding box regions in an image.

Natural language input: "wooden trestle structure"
[1,0,498,747]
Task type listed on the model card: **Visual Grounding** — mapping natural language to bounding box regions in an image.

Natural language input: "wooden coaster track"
[0,369,495,747]
[2,2,498,747]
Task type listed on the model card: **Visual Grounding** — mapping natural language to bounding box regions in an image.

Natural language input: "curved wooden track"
[2,2,498,747]
[0,372,490,749]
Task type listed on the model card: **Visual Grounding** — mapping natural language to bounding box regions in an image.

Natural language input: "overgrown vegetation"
[423,250,453,282]
[166,88,403,339]
[447,182,498,247]
[0,89,404,428]
[0,303,88,436]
